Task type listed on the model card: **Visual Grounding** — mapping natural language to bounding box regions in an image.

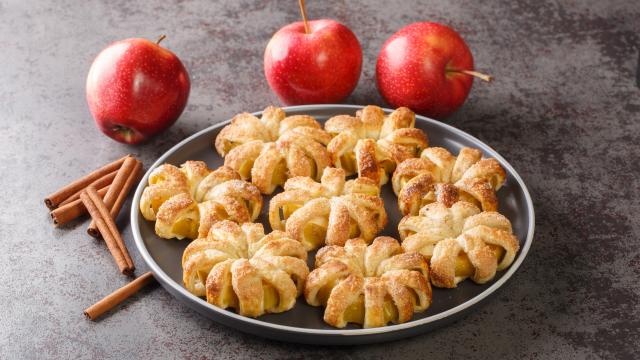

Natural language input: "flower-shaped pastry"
[269,168,387,251]
[139,161,262,240]
[325,105,428,186]
[392,147,506,215]
[398,201,519,288]
[214,106,332,194]
[182,220,309,317]
[305,237,432,328]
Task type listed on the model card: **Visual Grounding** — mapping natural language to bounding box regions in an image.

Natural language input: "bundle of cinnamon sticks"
[45,154,142,272]
[47,155,141,227]
[45,154,156,319]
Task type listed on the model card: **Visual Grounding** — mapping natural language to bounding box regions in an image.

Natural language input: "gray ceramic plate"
[131,104,534,345]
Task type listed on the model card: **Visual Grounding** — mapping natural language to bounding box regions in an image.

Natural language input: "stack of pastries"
[139,105,521,329]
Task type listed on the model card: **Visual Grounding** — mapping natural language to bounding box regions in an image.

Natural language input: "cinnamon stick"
[105,161,143,224]
[59,169,118,207]
[81,186,134,274]
[44,155,130,210]
[84,272,155,320]
[51,185,110,226]
[87,157,138,238]
[87,161,142,237]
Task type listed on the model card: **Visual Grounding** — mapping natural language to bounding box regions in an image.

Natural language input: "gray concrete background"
[1,0,639,359]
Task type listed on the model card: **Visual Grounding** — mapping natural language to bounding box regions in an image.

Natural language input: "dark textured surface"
[1,0,638,358]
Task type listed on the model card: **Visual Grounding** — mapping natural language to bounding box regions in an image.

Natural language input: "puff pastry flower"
[325,105,428,186]
[214,106,333,194]
[268,167,387,251]
[392,147,507,216]
[304,237,432,328]
[182,220,309,317]
[139,161,262,240]
[398,201,519,288]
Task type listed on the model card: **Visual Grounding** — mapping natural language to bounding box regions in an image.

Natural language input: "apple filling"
[222,141,241,155]
[419,189,437,207]
[238,159,255,179]
[149,194,172,216]
[197,269,211,293]
[219,269,239,308]
[302,219,328,249]
[458,191,481,209]
[317,279,337,306]
[279,203,302,222]
[455,244,505,277]
[402,230,417,239]
[340,152,357,175]
[221,285,239,309]
[211,203,228,219]
[308,159,318,181]
[403,144,419,155]
[262,282,280,311]
[172,216,199,239]
[348,217,361,239]
[149,174,166,185]
[271,160,288,187]
[379,159,395,174]
[343,295,366,324]
[342,294,402,325]
[482,174,502,189]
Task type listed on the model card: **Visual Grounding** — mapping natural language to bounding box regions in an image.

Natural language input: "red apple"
[264,18,362,105]
[86,36,190,144]
[376,22,490,119]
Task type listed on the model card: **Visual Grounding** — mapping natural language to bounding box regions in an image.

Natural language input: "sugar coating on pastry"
[325,105,428,186]
[139,161,262,240]
[392,147,506,215]
[398,201,519,288]
[182,220,309,317]
[268,167,387,251]
[304,237,432,328]
[214,106,333,194]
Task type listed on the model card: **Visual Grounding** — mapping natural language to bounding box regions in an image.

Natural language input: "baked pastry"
[305,237,432,328]
[139,161,262,240]
[214,106,332,194]
[325,105,428,186]
[398,201,519,288]
[269,167,387,251]
[182,220,309,317]
[392,147,506,215]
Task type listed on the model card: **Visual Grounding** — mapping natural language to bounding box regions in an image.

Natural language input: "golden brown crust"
[454,177,498,212]
[304,237,432,328]
[355,139,387,186]
[223,140,265,180]
[183,221,309,318]
[393,147,507,215]
[215,106,332,194]
[194,166,241,202]
[139,161,262,240]
[326,106,428,186]
[399,201,520,288]
[269,168,387,251]
[155,192,199,240]
[214,108,285,156]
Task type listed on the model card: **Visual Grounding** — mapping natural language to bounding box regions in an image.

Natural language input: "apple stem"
[298,0,311,34]
[456,69,493,82]
[156,34,166,45]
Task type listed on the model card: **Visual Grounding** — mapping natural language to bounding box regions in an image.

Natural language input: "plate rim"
[130,104,535,337]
